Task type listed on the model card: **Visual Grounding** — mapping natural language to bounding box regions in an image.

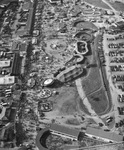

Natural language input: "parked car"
[106,116,113,123]
[118,107,124,115]
[118,94,124,102]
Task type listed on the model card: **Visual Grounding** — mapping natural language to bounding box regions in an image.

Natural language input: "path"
[75,78,106,126]
[102,0,118,15]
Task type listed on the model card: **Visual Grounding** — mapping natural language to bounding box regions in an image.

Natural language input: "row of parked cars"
[98,49,106,63]
[118,107,124,115]
[108,43,124,49]
[110,65,124,72]
[110,57,124,63]
[107,35,124,41]
[109,51,124,57]
[19,10,29,22]
[118,94,124,103]
[117,84,124,92]
[112,75,124,82]
[0,88,12,98]
[115,119,124,128]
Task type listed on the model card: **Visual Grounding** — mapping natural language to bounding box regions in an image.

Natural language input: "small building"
[86,127,123,142]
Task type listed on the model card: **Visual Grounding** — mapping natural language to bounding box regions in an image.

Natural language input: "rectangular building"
[86,127,123,142]
[0,76,15,85]
[0,60,11,68]
[50,124,80,140]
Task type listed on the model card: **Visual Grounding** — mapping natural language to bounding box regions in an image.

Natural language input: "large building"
[17,1,34,37]
[36,124,81,150]
[0,76,15,85]
[86,127,124,142]
[56,65,84,82]
[50,124,80,140]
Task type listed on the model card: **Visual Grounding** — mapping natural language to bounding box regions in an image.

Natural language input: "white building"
[0,76,15,85]
[0,60,11,68]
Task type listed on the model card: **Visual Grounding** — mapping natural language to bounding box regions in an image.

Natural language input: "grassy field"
[106,0,124,11]
[76,21,98,31]
[84,0,111,10]
[87,88,108,115]
[81,42,102,95]
[81,34,111,115]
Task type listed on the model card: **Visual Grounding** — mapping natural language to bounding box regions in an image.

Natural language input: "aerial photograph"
[1,0,124,150]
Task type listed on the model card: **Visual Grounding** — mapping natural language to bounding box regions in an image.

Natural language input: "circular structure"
[36,127,50,150]
[43,78,54,86]
[40,89,52,98]
[42,54,53,64]
[39,101,53,112]
[45,38,67,53]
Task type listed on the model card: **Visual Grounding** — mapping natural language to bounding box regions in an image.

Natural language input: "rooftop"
[0,0,18,5]
[86,127,123,142]
[50,124,80,138]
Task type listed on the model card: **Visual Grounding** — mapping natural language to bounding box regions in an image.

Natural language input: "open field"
[106,0,124,11]
[81,43,102,95]
[81,65,102,94]
[87,88,109,115]
[74,21,98,31]
[83,0,111,10]
[46,85,91,119]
